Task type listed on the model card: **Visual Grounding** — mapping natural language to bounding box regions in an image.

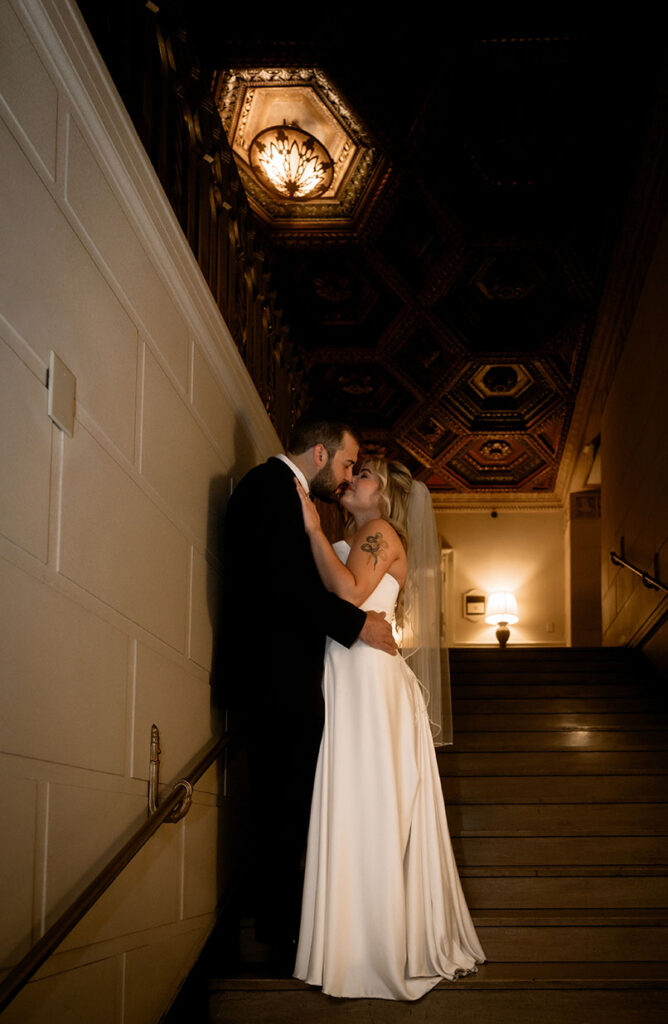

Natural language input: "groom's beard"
[310,463,346,503]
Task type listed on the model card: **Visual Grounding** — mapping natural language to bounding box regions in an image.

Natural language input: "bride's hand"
[295,478,322,535]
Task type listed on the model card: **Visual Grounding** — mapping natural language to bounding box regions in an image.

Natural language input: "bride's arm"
[296,480,401,606]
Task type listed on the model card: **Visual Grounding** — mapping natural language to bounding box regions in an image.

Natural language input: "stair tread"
[437,751,668,774]
[459,865,668,877]
[448,802,668,836]
[448,647,645,660]
[453,834,668,861]
[448,731,668,751]
[472,908,668,925]
[441,775,668,803]
[452,685,660,698]
[454,714,668,730]
[213,961,668,990]
[450,673,649,678]
[454,699,661,712]
[456,829,668,837]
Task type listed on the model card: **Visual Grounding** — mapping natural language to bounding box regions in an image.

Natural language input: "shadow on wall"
[206,417,260,936]
[207,416,259,717]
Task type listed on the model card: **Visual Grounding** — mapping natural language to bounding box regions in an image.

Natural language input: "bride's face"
[341,465,382,517]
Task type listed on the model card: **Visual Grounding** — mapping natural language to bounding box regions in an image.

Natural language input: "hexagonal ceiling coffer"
[389,324,461,397]
[309,264,378,326]
[474,252,545,302]
[402,412,459,463]
[446,435,549,489]
[469,362,533,400]
[311,363,413,430]
[435,248,582,354]
[214,67,389,230]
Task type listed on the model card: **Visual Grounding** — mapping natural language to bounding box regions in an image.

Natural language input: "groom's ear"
[313,443,328,467]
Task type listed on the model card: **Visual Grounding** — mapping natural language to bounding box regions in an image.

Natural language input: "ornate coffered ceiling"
[199,20,663,501]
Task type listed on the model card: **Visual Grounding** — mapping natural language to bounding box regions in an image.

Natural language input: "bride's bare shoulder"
[350,518,399,545]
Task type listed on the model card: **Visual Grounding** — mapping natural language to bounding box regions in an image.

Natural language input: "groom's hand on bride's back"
[359,611,397,655]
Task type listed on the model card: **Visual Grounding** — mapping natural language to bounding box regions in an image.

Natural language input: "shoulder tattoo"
[361,531,388,569]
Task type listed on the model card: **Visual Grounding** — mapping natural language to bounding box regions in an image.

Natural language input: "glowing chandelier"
[249,123,334,200]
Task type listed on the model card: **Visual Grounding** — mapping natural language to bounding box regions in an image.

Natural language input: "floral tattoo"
[361,531,388,568]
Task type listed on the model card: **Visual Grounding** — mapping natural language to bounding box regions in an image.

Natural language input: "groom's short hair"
[290,416,360,459]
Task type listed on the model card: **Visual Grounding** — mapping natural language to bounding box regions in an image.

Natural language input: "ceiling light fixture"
[249,123,334,200]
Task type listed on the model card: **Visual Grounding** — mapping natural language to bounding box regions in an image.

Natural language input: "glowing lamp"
[485,592,519,649]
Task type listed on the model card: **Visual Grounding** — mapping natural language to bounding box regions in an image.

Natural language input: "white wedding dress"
[294,542,485,1000]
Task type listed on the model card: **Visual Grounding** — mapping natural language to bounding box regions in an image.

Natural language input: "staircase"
[205,647,668,1022]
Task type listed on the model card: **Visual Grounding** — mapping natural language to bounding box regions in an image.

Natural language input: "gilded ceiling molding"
[432,494,565,512]
[216,66,375,146]
[213,65,392,238]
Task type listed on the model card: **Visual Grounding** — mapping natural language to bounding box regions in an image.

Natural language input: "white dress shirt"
[275,453,310,495]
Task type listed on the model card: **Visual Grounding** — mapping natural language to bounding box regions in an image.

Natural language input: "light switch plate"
[47,351,76,437]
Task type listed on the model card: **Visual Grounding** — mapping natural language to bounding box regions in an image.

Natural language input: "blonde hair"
[346,458,412,625]
[357,458,412,544]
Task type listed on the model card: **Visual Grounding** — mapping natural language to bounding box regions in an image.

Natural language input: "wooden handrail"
[0,730,238,1013]
[610,551,667,593]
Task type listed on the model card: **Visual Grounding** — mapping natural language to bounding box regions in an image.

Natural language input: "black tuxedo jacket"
[220,457,365,721]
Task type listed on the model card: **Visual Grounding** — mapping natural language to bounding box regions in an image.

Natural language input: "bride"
[292,457,485,1000]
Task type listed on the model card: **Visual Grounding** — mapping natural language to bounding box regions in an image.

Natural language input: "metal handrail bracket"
[610,550,667,593]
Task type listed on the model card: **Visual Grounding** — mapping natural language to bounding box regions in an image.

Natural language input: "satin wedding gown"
[294,542,485,1000]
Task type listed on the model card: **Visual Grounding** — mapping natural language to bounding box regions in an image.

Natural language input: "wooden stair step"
[215,961,668,988]
[211,983,667,1024]
[449,651,644,662]
[473,907,668,926]
[452,835,668,866]
[452,683,652,698]
[461,873,668,908]
[437,751,668,775]
[440,774,668,803]
[451,672,652,686]
[447,802,668,836]
[449,654,648,667]
[449,730,668,752]
[454,713,668,731]
[448,651,635,659]
[439,960,668,986]
[476,910,668,962]
[460,864,668,877]
[453,697,660,713]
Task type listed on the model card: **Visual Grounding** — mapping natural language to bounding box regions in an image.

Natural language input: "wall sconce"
[486,592,519,648]
[463,589,486,621]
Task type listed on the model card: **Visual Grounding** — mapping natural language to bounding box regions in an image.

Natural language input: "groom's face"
[310,431,359,502]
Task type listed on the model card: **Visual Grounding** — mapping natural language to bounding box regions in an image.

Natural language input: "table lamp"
[485,592,519,648]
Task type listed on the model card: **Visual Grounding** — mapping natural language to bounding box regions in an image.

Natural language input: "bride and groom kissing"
[221,416,484,1000]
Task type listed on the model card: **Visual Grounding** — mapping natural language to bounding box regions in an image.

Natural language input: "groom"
[221,416,395,961]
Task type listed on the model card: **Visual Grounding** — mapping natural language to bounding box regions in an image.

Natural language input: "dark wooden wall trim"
[78,0,307,447]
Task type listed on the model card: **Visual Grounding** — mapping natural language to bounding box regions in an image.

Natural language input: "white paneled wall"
[0,0,279,1020]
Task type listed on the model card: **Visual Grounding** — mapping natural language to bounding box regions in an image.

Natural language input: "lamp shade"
[485,591,519,625]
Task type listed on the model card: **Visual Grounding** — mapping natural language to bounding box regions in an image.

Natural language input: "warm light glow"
[485,591,519,625]
[250,124,334,200]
